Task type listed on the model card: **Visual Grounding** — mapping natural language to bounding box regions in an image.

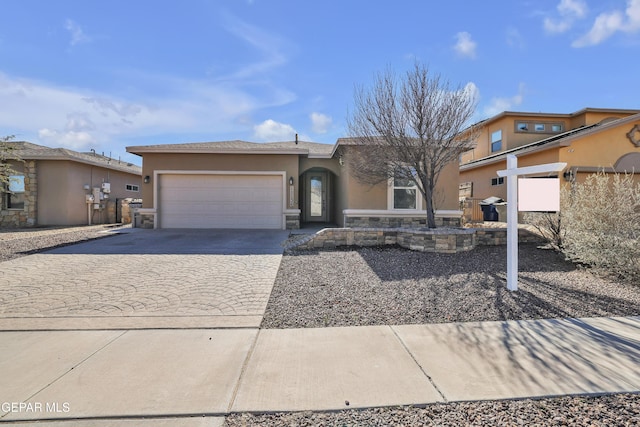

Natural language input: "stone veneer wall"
[288,227,543,253]
[136,212,156,229]
[285,214,300,230]
[133,211,300,230]
[345,215,461,228]
[120,199,142,224]
[474,228,543,245]
[0,160,37,228]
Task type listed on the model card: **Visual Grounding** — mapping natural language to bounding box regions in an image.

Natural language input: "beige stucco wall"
[141,153,299,209]
[339,146,460,212]
[460,110,639,165]
[559,119,640,171]
[462,115,570,163]
[569,111,633,128]
[299,157,341,176]
[460,118,640,203]
[37,160,141,225]
[460,149,560,202]
[435,161,460,210]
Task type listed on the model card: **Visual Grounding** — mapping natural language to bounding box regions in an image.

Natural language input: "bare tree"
[1,135,22,189]
[346,62,477,228]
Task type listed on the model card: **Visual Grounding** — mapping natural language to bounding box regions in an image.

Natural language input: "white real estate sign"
[518,178,561,212]
[497,155,567,291]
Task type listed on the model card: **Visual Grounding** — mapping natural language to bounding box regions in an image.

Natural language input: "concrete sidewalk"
[1,316,638,425]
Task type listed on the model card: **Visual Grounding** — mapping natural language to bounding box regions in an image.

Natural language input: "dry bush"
[523,191,567,250]
[561,172,640,283]
[524,172,639,283]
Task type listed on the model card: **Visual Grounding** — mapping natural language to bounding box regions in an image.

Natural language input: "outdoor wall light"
[289,177,294,185]
[144,175,150,184]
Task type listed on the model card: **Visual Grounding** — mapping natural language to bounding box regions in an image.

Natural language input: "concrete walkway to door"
[0,228,289,330]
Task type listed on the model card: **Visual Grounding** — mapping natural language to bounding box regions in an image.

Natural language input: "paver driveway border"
[0,228,289,330]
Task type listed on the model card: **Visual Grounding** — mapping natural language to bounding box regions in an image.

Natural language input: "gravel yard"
[226,394,640,427]
[261,244,640,329]
[0,224,127,262]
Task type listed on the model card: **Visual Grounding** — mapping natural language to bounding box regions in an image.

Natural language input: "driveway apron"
[0,228,289,330]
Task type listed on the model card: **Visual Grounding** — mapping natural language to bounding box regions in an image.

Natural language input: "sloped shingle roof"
[126,139,335,157]
[6,141,142,175]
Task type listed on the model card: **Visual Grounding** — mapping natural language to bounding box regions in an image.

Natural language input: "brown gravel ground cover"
[226,393,640,427]
[261,244,640,328]
[0,224,125,262]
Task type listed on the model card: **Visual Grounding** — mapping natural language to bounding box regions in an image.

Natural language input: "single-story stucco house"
[126,138,462,230]
[1,141,142,228]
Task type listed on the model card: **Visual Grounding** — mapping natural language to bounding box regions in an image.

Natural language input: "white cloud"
[64,19,91,46]
[310,112,332,134]
[0,70,296,155]
[253,119,296,141]
[573,0,640,47]
[544,0,588,33]
[559,0,588,17]
[482,84,526,118]
[453,32,477,59]
[38,128,95,150]
[506,27,525,49]
[462,82,480,106]
[220,12,290,80]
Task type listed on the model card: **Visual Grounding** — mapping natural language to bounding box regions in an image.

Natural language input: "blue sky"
[1,0,639,165]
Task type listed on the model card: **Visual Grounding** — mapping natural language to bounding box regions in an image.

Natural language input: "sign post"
[497,155,567,291]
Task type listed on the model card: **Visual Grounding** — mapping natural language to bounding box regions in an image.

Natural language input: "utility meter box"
[86,194,94,203]
[101,182,111,193]
[92,188,102,202]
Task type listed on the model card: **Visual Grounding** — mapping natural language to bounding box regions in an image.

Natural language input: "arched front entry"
[300,167,335,224]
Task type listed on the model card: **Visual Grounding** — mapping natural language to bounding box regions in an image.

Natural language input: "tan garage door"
[159,174,283,229]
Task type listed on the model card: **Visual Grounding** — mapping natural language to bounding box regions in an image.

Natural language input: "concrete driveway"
[0,228,289,330]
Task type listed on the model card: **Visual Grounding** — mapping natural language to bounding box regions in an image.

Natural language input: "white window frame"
[387,167,423,210]
[125,184,140,192]
[491,130,502,152]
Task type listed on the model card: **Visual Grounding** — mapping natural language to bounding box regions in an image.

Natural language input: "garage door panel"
[162,189,282,206]
[162,201,282,216]
[159,174,284,229]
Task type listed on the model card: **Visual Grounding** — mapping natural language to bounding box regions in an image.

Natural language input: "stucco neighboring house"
[1,141,142,228]
[126,137,462,230]
[459,108,640,221]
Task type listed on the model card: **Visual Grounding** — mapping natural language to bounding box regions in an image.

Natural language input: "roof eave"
[125,147,309,155]
[19,154,141,175]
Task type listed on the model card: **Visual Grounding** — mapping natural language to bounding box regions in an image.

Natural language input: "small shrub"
[523,206,565,250]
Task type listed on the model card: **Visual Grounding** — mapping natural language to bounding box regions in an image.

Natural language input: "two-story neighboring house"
[459,108,640,214]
